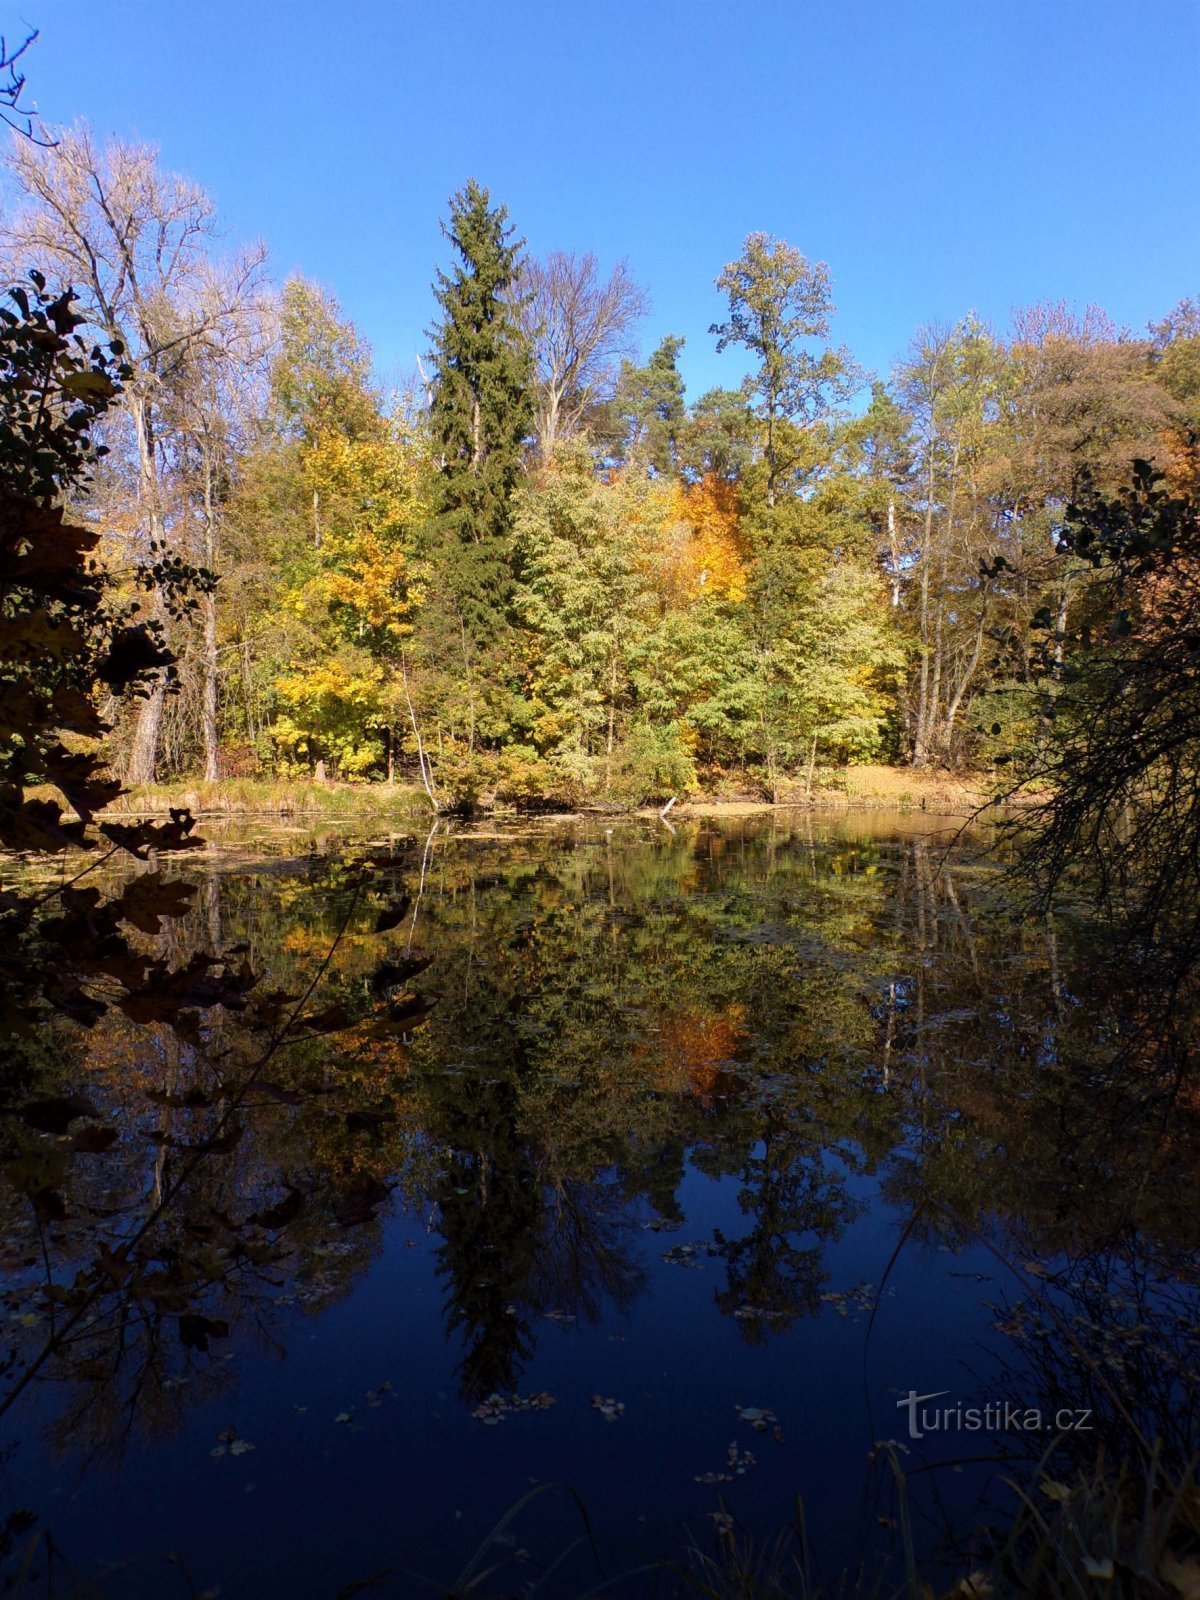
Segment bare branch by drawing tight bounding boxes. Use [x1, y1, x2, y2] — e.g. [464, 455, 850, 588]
[0, 30, 54, 146]
[516, 250, 649, 457]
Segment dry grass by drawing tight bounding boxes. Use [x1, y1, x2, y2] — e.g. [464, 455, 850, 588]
[682, 766, 1000, 817]
[815, 764, 996, 812]
[97, 778, 428, 822]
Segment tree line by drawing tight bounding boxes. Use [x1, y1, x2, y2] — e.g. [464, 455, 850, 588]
[2, 128, 1197, 809]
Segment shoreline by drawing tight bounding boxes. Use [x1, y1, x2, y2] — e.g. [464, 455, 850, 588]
[92, 765, 1005, 825]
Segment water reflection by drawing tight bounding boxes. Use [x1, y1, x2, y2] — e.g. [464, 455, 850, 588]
[1, 813, 1198, 1590]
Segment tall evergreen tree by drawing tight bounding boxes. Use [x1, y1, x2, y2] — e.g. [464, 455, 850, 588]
[427, 180, 533, 642]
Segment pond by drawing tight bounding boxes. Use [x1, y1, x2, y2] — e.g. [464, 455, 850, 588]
[1, 811, 1197, 1597]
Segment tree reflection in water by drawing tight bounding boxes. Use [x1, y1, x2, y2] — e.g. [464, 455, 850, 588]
[1, 814, 1198, 1583]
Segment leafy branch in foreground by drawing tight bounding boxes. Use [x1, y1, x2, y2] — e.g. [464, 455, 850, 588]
[0, 272, 221, 1040]
[1011, 451, 1200, 966]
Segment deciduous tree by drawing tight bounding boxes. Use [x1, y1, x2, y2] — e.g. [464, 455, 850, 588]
[518, 251, 648, 457]
[710, 232, 859, 505]
[1, 125, 267, 781]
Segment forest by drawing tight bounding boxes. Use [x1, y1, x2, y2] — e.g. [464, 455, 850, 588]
[3, 126, 1198, 812]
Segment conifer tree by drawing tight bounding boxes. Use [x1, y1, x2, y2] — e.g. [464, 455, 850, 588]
[427, 180, 532, 642]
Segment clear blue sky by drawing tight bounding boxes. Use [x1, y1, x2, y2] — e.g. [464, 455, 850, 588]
[9, 0, 1200, 399]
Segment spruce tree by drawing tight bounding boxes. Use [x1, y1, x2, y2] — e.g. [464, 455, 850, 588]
[428, 180, 532, 643]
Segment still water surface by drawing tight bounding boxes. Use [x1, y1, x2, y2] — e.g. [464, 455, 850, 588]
[1, 811, 1197, 1596]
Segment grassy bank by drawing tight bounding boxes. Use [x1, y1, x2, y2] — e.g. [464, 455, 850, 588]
[100, 778, 431, 823]
[706, 763, 996, 814]
[97, 765, 998, 824]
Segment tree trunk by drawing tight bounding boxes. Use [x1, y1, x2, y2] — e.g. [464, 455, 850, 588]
[765, 393, 777, 509]
[927, 555, 947, 758]
[943, 599, 989, 756]
[202, 598, 218, 782]
[201, 449, 219, 784]
[913, 500, 934, 766]
[543, 389, 560, 460]
[126, 392, 168, 785]
[128, 681, 166, 786]
[605, 653, 617, 794]
[402, 650, 437, 811]
[241, 640, 257, 746]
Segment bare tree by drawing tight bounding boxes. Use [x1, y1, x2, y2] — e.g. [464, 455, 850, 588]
[517, 251, 648, 458]
[166, 273, 274, 780]
[0, 125, 268, 782]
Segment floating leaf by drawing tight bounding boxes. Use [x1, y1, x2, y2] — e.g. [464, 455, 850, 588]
[590, 1394, 625, 1421]
[470, 1391, 555, 1424]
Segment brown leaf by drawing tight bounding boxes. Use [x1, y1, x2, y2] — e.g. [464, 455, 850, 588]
[19, 1094, 101, 1134]
[248, 1187, 305, 1230]
[178, 1313, 230, 1352]
[373, 894, 412, 933]
[114, 871, 195, 935]
[70, 1124, 118, 1153]
[0, 796, 88, 853]
[145, 1086, 214, 1109]
[95, 1244, 131, 1285]
[253, 1081, 302, 1106]
[369, 955, 431, 993]
[292, 1003, 351, 1036]
[31, 1188, 66, 1222]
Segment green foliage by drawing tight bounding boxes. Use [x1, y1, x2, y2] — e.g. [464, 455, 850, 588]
[785, 560, 907, 764]
[601, 333, 688, 472]
[427, 179, 533, 640]
[512, 444, 651, 787]
[632, 600, 759, 763]
[272, 276, 379, 444]
[227, 280, 428, 781]
[710, 232, 860, 499]
[612, 719, 697, 803]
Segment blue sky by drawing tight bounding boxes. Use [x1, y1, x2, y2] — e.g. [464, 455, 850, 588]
[9, 0, 1200, 400]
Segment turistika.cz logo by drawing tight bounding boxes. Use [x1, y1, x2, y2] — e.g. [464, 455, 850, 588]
[897, 1390, 1094, 1441]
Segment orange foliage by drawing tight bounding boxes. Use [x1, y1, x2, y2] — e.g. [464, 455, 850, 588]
[645, 1006, 748, 1104]
[681, 474, 747, 602]
[1164, 428, 1200, 498]
[631, 473, 747, 608]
